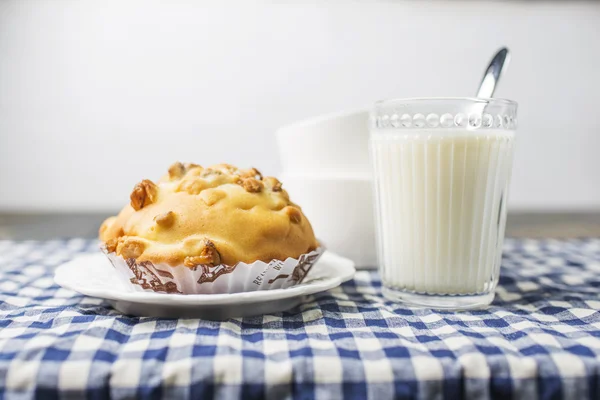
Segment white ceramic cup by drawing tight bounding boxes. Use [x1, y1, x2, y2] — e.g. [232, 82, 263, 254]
[277, 109, 375, 268]
[276, 109, 370, 178]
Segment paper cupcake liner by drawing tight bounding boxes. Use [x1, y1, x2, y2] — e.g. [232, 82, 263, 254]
[102, 247, 324, 295]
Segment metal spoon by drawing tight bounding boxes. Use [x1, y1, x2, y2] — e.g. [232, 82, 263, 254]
[476, 47, 510, 98]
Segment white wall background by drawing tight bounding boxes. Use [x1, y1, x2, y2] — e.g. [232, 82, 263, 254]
[0, 0, 599, 212]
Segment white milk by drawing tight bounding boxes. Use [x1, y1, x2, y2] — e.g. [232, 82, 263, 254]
[371, 129, 515, 295]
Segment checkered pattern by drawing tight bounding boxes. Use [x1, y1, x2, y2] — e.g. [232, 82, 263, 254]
[1, 239, 600, 399]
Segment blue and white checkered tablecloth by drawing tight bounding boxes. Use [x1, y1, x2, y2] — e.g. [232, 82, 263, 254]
[1, 239, 600, 399]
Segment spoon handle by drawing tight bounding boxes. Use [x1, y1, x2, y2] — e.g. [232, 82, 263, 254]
[477, 47, 510, 98]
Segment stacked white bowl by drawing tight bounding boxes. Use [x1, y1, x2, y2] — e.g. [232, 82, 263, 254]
[276, 110, 376, 269]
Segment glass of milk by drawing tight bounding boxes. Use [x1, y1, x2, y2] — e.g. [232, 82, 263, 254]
[370, 98, 517, 309]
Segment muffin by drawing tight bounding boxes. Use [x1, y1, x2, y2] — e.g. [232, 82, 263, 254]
[99, 162, 323, 294]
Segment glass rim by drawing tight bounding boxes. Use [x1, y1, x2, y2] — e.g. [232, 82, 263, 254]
[375, 97, 517, 107]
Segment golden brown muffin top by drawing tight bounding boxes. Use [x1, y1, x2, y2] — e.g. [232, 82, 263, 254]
[99, 163, 318, 267]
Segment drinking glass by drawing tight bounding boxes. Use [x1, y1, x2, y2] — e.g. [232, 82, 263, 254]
[370, 98, 518, 309]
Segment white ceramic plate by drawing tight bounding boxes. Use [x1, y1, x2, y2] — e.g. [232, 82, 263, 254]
[54, 251, 356, 320]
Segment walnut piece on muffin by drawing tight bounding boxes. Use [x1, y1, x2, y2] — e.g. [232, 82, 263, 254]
[99, 163, 318, 268]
